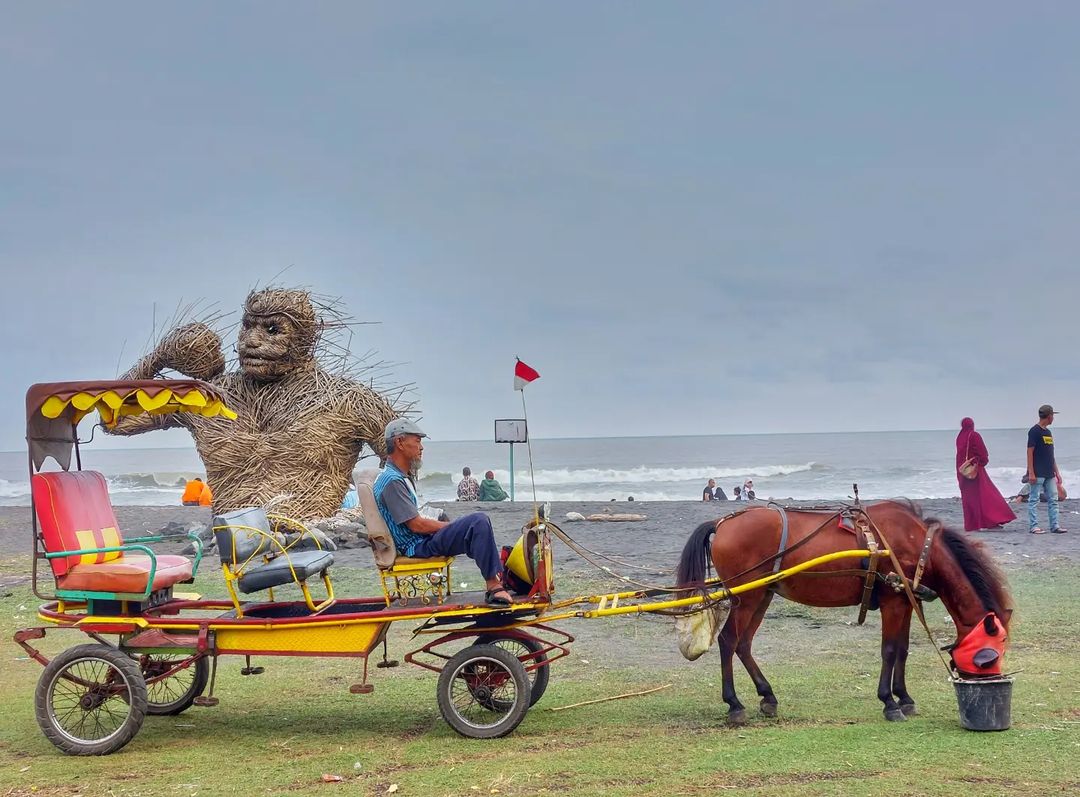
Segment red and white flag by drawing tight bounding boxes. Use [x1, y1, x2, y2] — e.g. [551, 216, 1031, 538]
[514, 359, 540, 391]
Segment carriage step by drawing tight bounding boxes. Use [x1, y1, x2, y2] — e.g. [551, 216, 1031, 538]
[349, 683, 375, 694]
[241, 666, 266, 676]
[193, 696, 220, 707]
[376, 659, 399, 668]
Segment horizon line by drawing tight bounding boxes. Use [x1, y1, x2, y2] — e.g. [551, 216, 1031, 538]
[2, 424, 1075, 453]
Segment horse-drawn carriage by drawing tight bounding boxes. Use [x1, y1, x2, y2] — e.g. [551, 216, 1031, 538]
[14, 380, 1012, 755]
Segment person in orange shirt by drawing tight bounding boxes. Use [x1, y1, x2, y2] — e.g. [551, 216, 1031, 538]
[182, 478, 212, 506]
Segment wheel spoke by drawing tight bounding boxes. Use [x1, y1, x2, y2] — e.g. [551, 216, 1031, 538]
[49, 657, 132, 743]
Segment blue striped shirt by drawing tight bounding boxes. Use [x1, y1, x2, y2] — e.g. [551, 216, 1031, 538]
[373, 463, 426, 557]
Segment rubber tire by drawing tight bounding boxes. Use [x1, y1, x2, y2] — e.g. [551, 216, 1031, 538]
[135, 654, 209, 716]
[35, 644, 148, 756]
[475, 634, 549, 707]
[436, 644, 531, 739]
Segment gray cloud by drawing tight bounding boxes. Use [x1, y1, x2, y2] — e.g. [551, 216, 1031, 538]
[2, 2, 1077, 448]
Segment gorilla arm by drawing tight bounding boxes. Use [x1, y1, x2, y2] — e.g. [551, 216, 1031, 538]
[107, 322, 226, 437]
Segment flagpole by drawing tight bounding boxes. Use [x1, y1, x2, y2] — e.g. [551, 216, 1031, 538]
[519, 389, 539, 523]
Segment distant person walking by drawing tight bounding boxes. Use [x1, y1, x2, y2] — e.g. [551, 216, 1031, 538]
[479, 471, 509, 502]
[954, 418, 1015, 531]
[1027, 405, 1066, 534]
[457, 467, 480, 501]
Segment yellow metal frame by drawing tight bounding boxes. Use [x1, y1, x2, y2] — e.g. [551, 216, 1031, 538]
[214, 520, 336, 619]
[32, 549, 887, 659]
[379, 558, 453, 606]
[537, 548, 889, 621]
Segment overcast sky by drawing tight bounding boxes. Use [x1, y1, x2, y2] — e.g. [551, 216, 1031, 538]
[2, 2, 1077, 449]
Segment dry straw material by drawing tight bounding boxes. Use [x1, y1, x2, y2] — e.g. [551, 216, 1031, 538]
[109, 287, 411, 519]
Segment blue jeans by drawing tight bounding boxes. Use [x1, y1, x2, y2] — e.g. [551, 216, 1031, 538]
[412, 512, 502, 580]
[1027, 477, 1059, 531]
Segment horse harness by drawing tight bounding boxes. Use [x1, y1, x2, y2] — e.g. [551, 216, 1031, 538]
[742, 503, 940, 626]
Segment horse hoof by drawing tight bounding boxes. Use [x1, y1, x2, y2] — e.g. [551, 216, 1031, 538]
[727, 709, 747, 726]
[760, 701, 778, 718]
[900, 703, 918, 717]
[884, 708, 908, 722]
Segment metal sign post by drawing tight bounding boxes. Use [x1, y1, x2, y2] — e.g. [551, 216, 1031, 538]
[494, 419, 527, 502]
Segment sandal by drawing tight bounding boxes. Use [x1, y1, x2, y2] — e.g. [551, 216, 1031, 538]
[485, 589, 513, 607]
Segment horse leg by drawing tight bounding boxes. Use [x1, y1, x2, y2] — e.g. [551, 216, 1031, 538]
[889, 606, 917, 716]
[717, 609, 747, 725]
[878, 599, 910, 722]
[734, 591, 779, 717]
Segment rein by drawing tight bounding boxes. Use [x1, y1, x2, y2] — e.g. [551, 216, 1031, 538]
[862, 515, 953, 674]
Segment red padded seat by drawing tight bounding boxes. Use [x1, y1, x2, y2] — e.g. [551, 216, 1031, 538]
[32, 470, 193, 595]
[57, 554, 193, 593]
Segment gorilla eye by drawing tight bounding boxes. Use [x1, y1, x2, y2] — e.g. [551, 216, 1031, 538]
[267, 324, 280, 334]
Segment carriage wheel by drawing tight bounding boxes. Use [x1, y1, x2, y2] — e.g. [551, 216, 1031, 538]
[133, 653, 209, 716]
[436, 644, 531, 739]
[35, 644, 147, 756]
[475, 634, 549, 707]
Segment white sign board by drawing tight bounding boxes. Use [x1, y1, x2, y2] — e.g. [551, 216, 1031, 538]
[495, 419, 528, 444]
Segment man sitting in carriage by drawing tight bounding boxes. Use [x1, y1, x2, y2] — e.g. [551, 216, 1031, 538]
[374, 419, 514, 606]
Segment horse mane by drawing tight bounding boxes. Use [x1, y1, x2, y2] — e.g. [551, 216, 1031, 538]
[934, 522, 1013, 623]
[879, 500, 1012, 625]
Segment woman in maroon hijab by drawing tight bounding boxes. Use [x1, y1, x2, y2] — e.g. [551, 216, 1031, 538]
[956, 418, 1015, 531]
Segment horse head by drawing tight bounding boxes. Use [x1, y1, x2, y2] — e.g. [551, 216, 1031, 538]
[925, 524, 1013, 677]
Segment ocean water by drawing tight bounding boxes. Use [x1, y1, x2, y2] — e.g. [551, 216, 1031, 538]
[3, 428, 1078, 506]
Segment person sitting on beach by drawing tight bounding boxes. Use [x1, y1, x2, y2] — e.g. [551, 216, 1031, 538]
[743, 479, 756, 501]
[457, 467, 481, 501]
[479, 471, 509, 502]
[374, 420, 513, 606]
[1012, 474, 1068, 504]
[702, 479, 717, 502]
[713, 483, 728, 501]
[733, 485, 742, 501]
[181, 478, 213, 507]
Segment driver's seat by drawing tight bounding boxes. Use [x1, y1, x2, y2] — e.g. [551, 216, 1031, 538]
[355, 469, 452, 605]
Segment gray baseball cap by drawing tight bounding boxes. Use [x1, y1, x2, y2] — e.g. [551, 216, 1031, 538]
[1038, 404, 1058, 418]
[384, 418, 428, 447]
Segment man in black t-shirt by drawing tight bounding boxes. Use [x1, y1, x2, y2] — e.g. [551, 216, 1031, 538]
[703, 479, 717, 502]
[1026, 404, 1065, 534]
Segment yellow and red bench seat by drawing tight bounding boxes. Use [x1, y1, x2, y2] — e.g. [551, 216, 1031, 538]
[32, 470, 193, 596]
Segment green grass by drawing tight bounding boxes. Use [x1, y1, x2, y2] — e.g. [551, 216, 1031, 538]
[1, 554, 1077, 797]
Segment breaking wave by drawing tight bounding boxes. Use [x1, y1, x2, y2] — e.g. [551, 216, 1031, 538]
[511, 463, 820, 486]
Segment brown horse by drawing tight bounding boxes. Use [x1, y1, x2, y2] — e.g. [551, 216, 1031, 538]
[675, 500, 1012, 723]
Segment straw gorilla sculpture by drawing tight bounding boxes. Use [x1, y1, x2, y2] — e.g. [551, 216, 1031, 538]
[108, 288, 402, 519]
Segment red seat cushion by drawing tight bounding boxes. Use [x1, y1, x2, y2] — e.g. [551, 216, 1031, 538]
[33, 471, 124, 577]
[57, 554, 193, 594]
[33, 470, 194, 594]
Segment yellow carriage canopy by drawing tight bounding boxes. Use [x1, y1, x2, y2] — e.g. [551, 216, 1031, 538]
[26, 380, 237, 471]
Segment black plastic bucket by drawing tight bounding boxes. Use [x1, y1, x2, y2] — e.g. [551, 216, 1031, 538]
[951, 676, 1013, 731]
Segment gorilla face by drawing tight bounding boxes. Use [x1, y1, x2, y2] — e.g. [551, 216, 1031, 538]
[238, 312, 310, 381]
[238, 288, 318, 382]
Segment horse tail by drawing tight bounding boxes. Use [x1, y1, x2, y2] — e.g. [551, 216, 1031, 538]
[676, 520, 717, 587]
